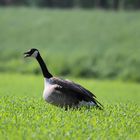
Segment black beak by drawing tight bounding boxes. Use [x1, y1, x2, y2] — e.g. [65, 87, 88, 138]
[24, 51, 31, 58]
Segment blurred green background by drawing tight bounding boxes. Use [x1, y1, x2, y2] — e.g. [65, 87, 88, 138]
[0, 5, 140, 82]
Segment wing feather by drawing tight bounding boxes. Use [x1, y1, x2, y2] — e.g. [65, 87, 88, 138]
[50, 77, 93, 97]
[49, 77, 103, 108]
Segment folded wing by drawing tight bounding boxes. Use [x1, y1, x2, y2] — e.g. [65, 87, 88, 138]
[49, 77, 103, 109]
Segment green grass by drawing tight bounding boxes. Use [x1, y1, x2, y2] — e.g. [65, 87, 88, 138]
[0, 73, 140, 139]
[0, 8, 140, 139]
[0, 8, 140, 81]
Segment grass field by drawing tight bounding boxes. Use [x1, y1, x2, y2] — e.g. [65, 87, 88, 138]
[0, 7, 140, 139]
[0, 73, 139, 139]
[0, 8, 140, 81]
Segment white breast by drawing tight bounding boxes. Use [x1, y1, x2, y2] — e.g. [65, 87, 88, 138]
[43, 78, 53, 100]
[43, 78, 59, 102]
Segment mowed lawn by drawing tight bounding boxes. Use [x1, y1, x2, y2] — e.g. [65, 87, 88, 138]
[0, 73, 139, 140]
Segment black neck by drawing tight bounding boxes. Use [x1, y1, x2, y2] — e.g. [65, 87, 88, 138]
[36, 54, 53, 78]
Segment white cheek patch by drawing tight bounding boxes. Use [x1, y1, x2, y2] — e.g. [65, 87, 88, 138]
[31, 50, 38, 58]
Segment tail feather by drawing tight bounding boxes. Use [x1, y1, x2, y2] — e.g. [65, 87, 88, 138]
[93, 98, 104, 110]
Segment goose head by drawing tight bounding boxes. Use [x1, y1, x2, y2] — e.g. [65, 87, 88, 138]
[24, 48, 39, 58]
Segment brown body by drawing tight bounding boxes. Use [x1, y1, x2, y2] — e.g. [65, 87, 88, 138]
[43, 77, 103, 109]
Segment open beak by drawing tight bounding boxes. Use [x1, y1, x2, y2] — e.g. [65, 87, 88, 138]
[24, 51, 31, 58]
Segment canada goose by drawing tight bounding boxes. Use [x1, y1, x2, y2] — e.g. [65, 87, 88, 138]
[24, 48, 103, 109]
